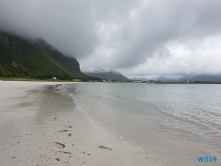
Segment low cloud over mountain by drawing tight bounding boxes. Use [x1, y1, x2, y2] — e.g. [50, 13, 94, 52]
[1, 0, 221, 77]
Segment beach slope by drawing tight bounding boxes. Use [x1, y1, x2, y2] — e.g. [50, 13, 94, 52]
[0, 81, 160, 166]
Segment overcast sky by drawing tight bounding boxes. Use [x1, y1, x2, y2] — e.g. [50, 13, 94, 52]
[0, 0, 221, 78]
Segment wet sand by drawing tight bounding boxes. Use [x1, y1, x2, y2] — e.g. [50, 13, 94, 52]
[0, 81, 161, 166]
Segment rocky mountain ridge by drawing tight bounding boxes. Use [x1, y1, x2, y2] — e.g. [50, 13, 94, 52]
[84, 70, 130, 81]
[0, 30, 89, 80]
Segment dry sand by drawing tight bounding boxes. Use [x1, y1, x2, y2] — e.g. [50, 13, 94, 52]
[0, 81, 162, 166]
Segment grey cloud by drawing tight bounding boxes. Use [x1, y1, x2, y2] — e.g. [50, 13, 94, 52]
[0, 0, 138, 57]
[105, 0, 221, 69]
[0, 0, 221, 76]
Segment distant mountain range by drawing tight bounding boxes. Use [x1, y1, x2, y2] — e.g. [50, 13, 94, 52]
[156, 75, 221, 82]
[0, 30, 91, 80]
[84, 71, 130, 81]
[177, 76, 193, 81]
[179, 75, 221, 82]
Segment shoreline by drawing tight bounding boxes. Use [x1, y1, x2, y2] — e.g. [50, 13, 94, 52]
[0, 81, 161, 166]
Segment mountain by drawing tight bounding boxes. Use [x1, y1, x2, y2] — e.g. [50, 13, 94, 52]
[156, 76, 170, 81]
[154, 76, 178, 82]
[0, 30, 89, 80]
[178, 76, 193, 81]
[189, 75, 221, 82]
[178, 75, 221, 82]
[84, 71, 130, 81]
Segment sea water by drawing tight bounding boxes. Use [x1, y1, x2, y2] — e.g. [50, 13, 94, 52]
[58, 83, 221, 166]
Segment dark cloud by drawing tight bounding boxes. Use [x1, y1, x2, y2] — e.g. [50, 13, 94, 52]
[0, 0, 101, 57]
[103, 0, 221, 69]
[0, 0, 221, 77]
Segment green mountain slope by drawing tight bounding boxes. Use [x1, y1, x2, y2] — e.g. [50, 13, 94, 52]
[84, 71, 130, 81]
[0, 31, 88, 80]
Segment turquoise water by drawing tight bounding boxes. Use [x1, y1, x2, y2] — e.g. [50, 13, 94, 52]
[59, 83, 221, 166]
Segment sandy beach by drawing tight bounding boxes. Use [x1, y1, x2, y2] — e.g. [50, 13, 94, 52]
[0, 81, 161, 166]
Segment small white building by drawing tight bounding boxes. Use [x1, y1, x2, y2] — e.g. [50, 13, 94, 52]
[52, 77, 56, 80]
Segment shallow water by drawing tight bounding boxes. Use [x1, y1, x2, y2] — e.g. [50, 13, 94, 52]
[59, 83, 221, 166]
